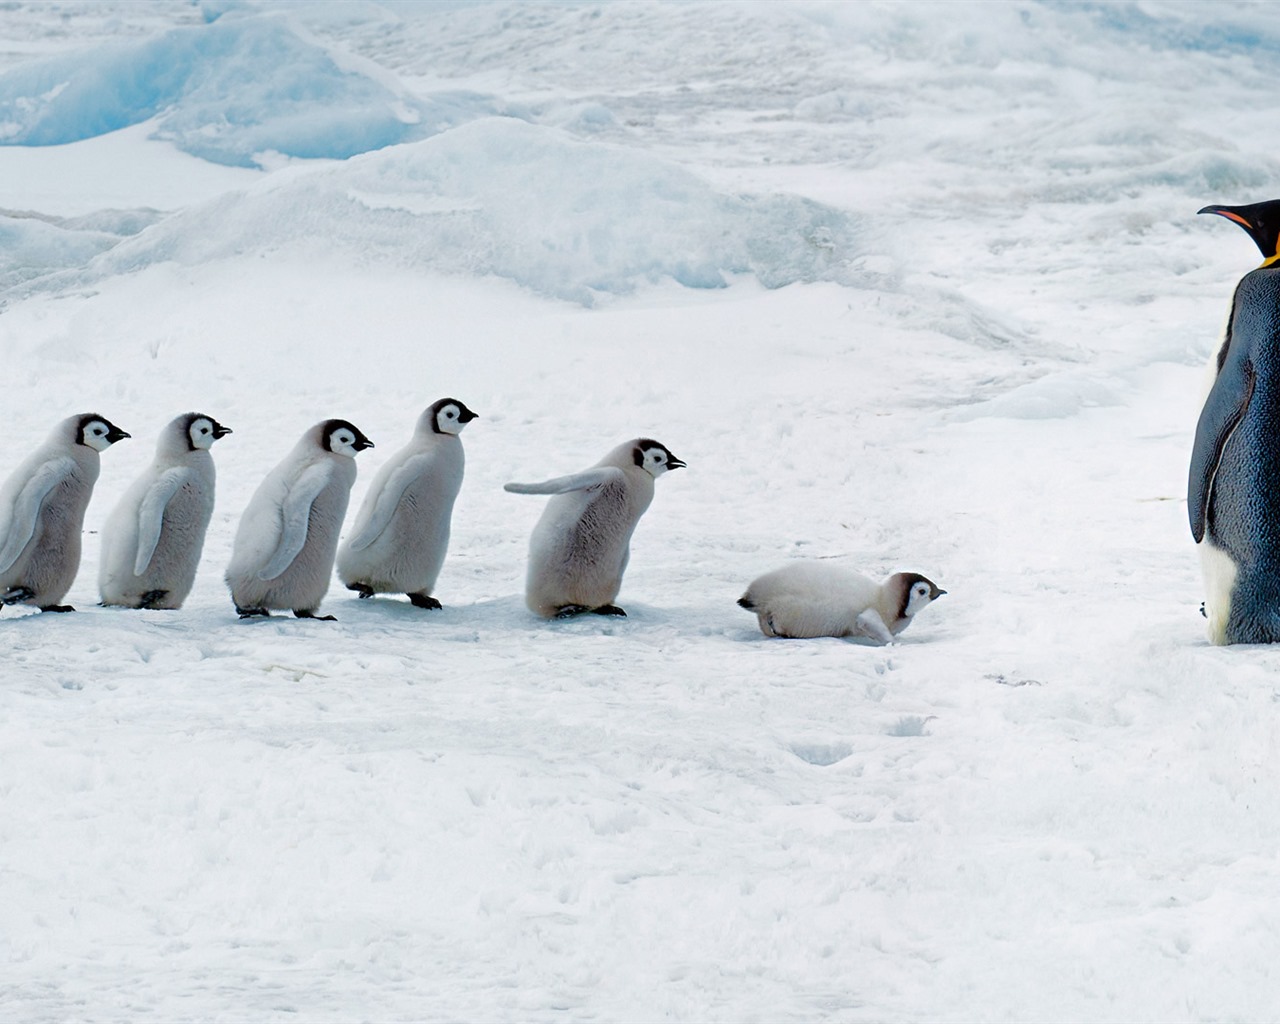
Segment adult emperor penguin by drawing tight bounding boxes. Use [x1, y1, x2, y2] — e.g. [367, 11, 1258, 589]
[1190, 198, 1280, 644]
[505, 437, 685, 618]
[737, 562, 945, 643]
[98, 412, 231, 610]
[0, 413, 130, 612]
[225, 418, 373, 620]
[337, 397, 478, 609]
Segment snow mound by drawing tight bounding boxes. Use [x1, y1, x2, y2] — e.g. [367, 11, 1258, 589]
[0, 209, 163, 291]
[31, 118, 861, 305]
[0, 12, 506, 167]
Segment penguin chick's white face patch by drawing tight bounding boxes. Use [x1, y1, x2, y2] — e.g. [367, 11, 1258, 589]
[635, 442, 686, 478]
[188, 417, 218, 450]
[905, 580, 936, 617]
[436, 404, 466, 435]
[328, 427, 362, 457]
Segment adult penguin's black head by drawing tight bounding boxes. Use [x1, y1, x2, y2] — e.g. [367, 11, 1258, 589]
[1199, 199, 1280, 264]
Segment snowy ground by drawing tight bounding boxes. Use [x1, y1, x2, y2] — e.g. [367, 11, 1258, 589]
[3, 2, 1280, 1020]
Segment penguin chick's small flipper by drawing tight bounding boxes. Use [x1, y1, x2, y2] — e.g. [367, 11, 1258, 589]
[257, 463, 334, 581]
[345, 454, 432, 552]
[1, 585, 35, 605]
[591, 604, 627, 617]
[408, 593, 442, 610]
[294, 610, 337, 621]
[1189, 356, 1257, 543]
[504, 467, 624, 496]
[0, 456, 76, 574]
[133, 467, 189, 576]
[855, 608, 896, 645]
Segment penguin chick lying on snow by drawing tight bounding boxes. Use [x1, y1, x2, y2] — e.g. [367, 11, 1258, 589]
[738, 562, 945, 643]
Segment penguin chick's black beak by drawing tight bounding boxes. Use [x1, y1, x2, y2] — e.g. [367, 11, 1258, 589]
[935, 589, 947, 598]
[106, 425, 131, 443]
[667, 455, 687, 470]
[212, 424, 233, 439]
[459, 409, 479, 423]
[354, 438, 375, 452]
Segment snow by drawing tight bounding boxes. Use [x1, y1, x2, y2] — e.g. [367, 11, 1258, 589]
[2, 0, 1280, 1019]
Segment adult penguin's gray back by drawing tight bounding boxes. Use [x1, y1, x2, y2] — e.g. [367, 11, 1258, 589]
[505, 438, 685, 619]
[0, 413, 130, 612]
[337, 398, 477, 609]
[1190, 198, 1280, 644]
[99, 412, 231, 610]
[226, 419, 373, 620]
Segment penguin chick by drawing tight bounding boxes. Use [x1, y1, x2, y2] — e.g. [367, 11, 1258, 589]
[337, 398, 477, 609]
[505, 438, 685, 619]
[737, 562, 945, 643]
[1191, 198, 1280, 643]
[0, 413, 130, 612]
[98, 413, 231, 610]
[225, 419, 373, 621]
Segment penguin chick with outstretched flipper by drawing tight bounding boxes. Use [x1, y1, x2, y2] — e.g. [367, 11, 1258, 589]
[0, 413, 130, 612]
[226, 419, 373, 621]
[337, 398, 476, 610]
[99, 413, 231, 610]
[738, 562, 945, 643]
[505, 438, 685, 619]
[1191, 199, 1280, 644]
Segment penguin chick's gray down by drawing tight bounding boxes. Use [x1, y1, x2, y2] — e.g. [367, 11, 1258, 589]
[99, 412, 231, 610]
[738, 562, 945, 643]
[225, 419, 373, 620]
[0, 413, 130, 612]
[337, 398, 477, 609]
[1190, 198, 1280, 644]
[505, 438, 685, 619]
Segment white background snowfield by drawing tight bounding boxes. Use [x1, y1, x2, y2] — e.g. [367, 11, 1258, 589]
[2, 1, 1279, 1019]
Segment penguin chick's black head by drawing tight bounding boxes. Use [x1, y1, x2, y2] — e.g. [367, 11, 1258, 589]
[430, 397, 479, 433]
[182, 412, 232, 450]
[1199, 199, 1280, 262]
[322, 419, 374, 453]
[77, 414, 130, 447]
[633, 439, 686, 471]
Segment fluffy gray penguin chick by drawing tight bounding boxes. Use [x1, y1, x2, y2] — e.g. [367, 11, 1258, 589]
[505, 437, 685, 619]
[0, 413, 130, 613]
[738, 562, 945, 643]
[337, 398, 477, 609]
[99, 412, 231, 610]
[226, 418, 373, 621]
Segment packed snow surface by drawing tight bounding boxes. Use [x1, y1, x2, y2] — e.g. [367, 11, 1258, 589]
[3, 1, 1280, 1020]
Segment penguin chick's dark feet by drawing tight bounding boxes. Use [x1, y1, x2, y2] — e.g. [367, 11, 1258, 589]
[591, 604, 627, 617]
[236, 606, 270, 619]
[408, 593, 442, 610]
[554, 604, 590, 619]
[138, 589, 169, 609]
[40, 604, 75, 613]
[347, 583, 375, 599]
[1, 586, 35, 605]
[294, 610, 337, 622]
